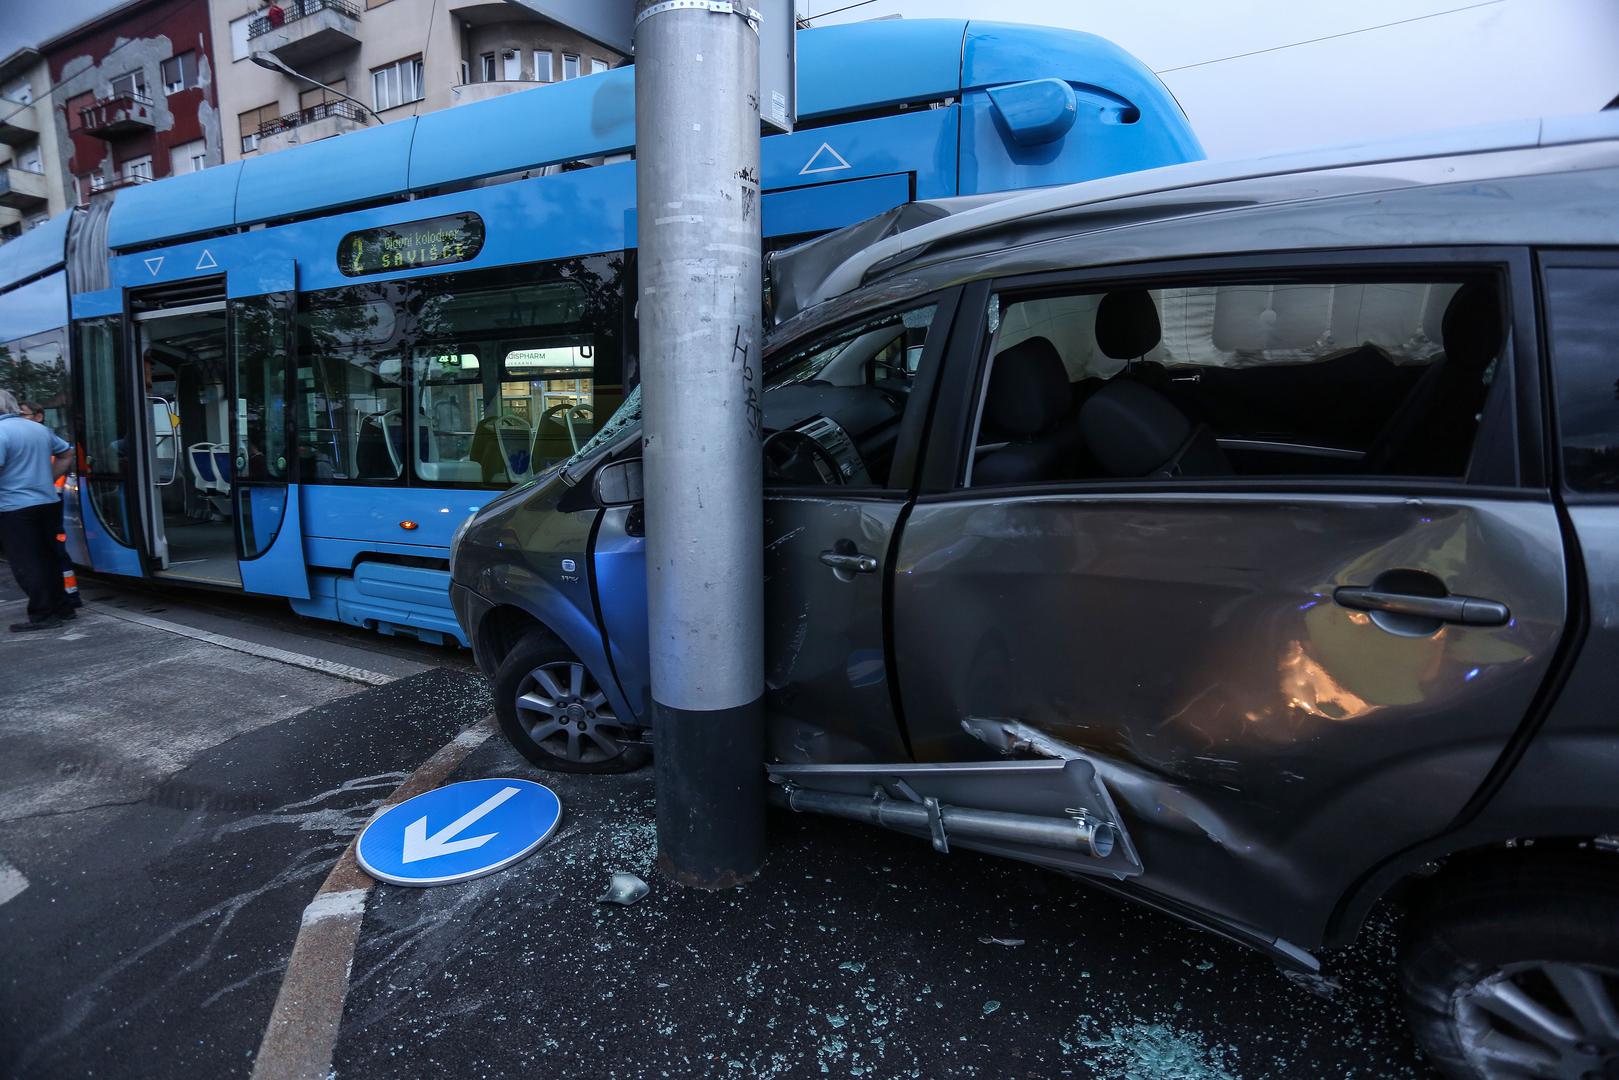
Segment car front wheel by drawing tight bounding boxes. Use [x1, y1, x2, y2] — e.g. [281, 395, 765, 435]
[494, 630, 650, 774]
[1400, 855, 1619, 1079]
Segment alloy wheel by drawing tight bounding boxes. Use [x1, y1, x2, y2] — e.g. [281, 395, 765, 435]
[1453, 961, 1619, 1079]
[514, 660, 631, 764]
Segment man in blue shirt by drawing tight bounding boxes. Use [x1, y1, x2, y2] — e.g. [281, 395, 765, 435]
[0, 388, 75, 631]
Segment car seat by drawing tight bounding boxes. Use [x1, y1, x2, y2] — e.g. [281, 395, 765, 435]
[971, 336, 1086, 485]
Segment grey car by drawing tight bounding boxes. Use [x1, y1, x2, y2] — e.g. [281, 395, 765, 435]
[452, 114, 1619, 1078]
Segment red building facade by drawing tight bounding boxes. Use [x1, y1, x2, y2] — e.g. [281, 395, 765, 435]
[44, 0, 223, 207]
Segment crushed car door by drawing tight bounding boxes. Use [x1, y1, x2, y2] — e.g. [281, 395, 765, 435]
[890, 251, 1569, 950]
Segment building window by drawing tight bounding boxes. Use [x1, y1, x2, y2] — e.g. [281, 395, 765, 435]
[17, 145, 42, 173]
[502, 50, 521, 81]
[230, 13, 257, 61]
[110, 70, 148, 101]
[1, 76, 31, 104]
[300, 78, 348, 112]
[480, 53, 496, 82]
[372, 56, 424, 110]
[161, 51, 196, 94]
[562, 53, 579, 80]
[458, 60, 469, 86]
[169, 139, 207, 174]
[590, 58, 609, 75]
[239, 102, 279, 152]
[121, 155, 154, 183]
[533, 50, 552, 82]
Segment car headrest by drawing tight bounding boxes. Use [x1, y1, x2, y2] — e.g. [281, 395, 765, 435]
[1080, 378, 1192, 477]
[1440, 281, 1503, 370]
[984, 337, 1072, 438]
[1095, 289, 1162, 360]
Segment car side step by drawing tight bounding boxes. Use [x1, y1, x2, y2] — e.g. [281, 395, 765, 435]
[767, 757, 1143, 880]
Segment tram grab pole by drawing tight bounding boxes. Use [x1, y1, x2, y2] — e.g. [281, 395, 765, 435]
[633, 0, 767, 887]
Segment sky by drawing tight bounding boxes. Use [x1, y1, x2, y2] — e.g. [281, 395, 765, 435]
[0, 0, 123, 64]
[804, 0, 1619, 159]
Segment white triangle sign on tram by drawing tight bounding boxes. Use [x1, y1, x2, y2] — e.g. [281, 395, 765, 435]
[143, 256, 164, 276]
[798, 142, 852, 176]
[195, 249, 218, 271]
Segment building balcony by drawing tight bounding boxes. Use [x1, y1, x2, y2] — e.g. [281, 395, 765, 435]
[249, 0, 361, 67]
[0, 99, 39, 146]
[76, 93, 156, 139]
[255, 98, 369, 153]
[0, 166, 49, 210]
[451, 79, 549, 107]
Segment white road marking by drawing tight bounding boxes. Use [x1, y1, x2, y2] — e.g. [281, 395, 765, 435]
[97, 607, 398, 686]
[301, 888, 368, 925]
[0, 857, 29, 906]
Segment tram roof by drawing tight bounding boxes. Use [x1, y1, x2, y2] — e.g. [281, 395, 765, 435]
[100, 19, 1179, 253]
[0, 211, 68, 295]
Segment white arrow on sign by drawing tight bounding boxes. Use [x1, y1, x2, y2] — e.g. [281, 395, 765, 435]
[401, 784, 519, 863]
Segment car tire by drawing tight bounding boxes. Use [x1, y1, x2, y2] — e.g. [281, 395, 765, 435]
[494, 630, 650, 775]
[1399, 853, 1619, 1079]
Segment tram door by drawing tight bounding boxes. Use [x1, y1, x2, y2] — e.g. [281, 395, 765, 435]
[130, 282, 238, 586]
[229, 283, 310, 600]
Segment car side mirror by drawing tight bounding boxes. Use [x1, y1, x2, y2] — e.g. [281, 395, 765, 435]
[594, 458, 644, 505]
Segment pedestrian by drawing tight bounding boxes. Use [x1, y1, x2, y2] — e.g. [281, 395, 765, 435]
[0, 389, 76, 631]
[20, 401, 82, 610]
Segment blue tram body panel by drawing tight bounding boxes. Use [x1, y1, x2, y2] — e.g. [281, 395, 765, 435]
[3, 18, 1201, 644]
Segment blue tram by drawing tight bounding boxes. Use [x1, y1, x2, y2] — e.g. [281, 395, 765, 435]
[0, 19, 1201, 644]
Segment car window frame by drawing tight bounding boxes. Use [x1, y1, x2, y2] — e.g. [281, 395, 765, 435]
[760, 284, 961, 498]
[1536, 247, 1619, 505]
[917, 247, 1545, 499]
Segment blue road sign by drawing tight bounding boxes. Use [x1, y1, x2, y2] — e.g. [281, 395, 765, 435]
[357, 778, 562, 887]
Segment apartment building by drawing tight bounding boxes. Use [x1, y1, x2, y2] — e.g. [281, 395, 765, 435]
[0, 49, 68, 242]
[43, 0, 225, 209]
[211, 0, 625, 161]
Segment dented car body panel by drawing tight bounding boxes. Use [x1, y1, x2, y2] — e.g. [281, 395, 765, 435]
[892, 491, 1568, 945]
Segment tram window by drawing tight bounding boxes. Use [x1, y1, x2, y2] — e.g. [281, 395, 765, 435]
[75, 318, 133, 543]
[408, 265, 624, 487]
[297, 256, 628, 488]
[298, 298, 406, 482]
[0, 336, 69, 439]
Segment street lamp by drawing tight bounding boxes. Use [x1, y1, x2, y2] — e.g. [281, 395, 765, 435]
[248, 51, 373, 120]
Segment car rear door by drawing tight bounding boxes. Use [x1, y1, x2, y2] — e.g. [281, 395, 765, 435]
[890, 249, 1569, 949]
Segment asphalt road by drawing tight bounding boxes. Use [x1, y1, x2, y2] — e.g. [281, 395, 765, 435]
[0, 569, 1438, 1078]
[337, 736, 1433, 1080]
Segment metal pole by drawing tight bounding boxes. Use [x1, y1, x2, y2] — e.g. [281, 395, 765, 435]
[633, 0, 766, 888]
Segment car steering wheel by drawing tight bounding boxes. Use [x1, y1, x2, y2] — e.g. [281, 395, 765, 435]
[763, 428, 847, 486]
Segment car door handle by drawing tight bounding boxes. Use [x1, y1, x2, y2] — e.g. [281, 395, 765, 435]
[819, 550, 878, 574]
[1333, 587, 1509, 627]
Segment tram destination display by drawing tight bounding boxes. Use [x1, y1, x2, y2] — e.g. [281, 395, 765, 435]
[339, 212, 486, 277]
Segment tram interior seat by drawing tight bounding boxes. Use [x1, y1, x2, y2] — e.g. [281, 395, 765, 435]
[415, 402, 485, 483]
[355, 410, 404, 480]
[185, 442, 233, 520]
[470, 414, 534, 484]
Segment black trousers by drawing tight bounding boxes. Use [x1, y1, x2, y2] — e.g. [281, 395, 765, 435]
[0, 501, 70, 622]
